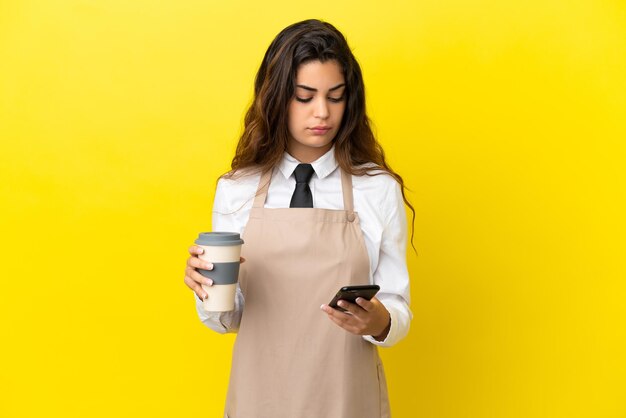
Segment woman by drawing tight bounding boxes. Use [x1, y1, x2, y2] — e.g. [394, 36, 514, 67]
[184, 19, 413, 418]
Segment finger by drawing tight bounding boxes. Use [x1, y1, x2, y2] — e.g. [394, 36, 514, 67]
[188, 245, 204, 256]
[355, 297, 375, 312]
[337, 300, 366, 317]
[321, 303, 345, 317]
[321, 304, 356, 324]
[187, 256, 214, 271]
[184, 275, 208, 300]
[322, 306, 353, 327]
[186, 266, 213, 286]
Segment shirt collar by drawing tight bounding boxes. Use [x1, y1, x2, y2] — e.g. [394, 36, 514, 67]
[278, 146, 339, 180]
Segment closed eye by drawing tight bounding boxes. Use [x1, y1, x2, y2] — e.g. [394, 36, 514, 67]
[295, 96, 345, 103]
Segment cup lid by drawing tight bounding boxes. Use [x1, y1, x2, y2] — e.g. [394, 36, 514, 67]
[195, 232, 244, 246]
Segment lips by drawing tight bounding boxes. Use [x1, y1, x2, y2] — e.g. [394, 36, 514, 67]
[310, 126, 331, 134]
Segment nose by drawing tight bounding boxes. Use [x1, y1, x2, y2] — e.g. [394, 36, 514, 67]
[313, 97, 329, 120]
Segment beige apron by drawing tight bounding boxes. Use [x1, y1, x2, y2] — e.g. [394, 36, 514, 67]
[224, 168, 390, 418]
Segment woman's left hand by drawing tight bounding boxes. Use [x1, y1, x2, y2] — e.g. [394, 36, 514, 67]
[321, 297, 391, 341]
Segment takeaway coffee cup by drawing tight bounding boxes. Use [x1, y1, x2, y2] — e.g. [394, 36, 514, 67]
[195, 232, 244, 312]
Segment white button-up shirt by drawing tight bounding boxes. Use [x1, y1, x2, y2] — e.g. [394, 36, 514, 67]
[195, 146, 412, 347]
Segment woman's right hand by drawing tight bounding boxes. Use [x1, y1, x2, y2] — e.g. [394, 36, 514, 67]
[184, 245, 214, 301]
[184, 245, 246, 301]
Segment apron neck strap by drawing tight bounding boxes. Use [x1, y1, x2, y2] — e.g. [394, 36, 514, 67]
[340, 169, 355, 215]
[252, 166, 356, 219]
[253, 168, 273, 208]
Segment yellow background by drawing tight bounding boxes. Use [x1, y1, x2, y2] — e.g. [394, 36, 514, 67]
[1, 0, 625, 417]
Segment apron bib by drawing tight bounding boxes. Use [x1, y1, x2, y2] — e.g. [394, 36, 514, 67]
[225, 168, 390, 418]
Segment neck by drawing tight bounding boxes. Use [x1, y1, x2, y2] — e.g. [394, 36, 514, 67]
[286, 141, 333, 163]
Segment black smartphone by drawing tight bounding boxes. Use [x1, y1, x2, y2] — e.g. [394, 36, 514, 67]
[328, 285, 380, 312]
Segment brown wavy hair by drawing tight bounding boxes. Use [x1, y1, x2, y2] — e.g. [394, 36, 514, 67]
[224, 19, 415, 248]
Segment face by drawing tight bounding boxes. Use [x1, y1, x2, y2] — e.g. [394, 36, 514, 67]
[287, 59, 346, 163]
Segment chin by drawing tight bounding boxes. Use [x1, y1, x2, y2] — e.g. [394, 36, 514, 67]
[311, 133, 337, 145]
[311, 139, 333, 148]
[288, 130, 337, 155]
[297, 137, 332, 148]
